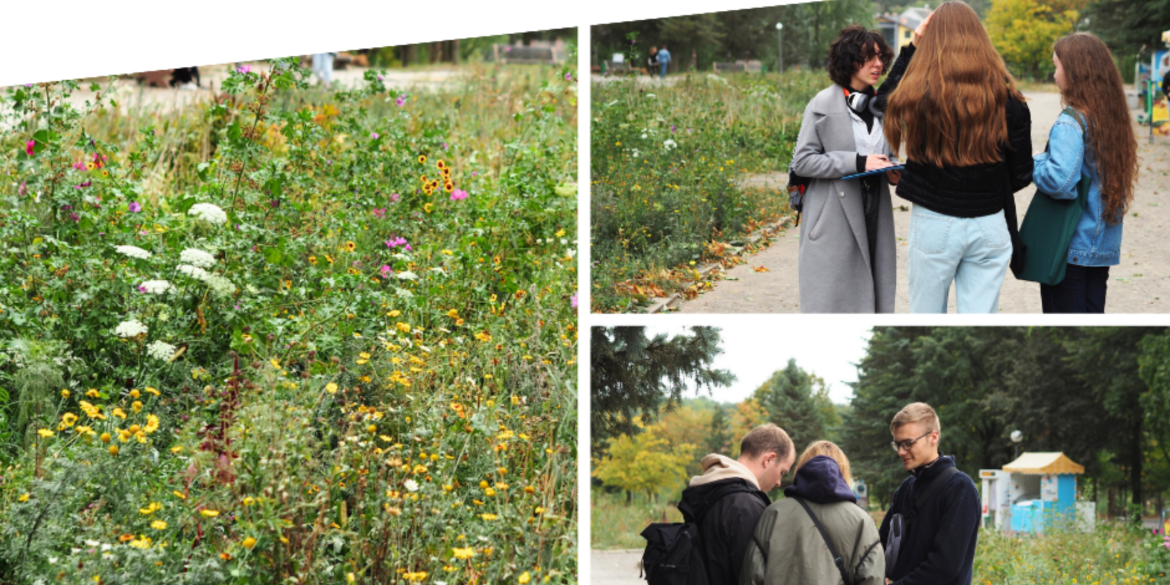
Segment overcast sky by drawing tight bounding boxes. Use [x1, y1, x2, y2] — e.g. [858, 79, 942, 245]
[640, 323, 874, 405]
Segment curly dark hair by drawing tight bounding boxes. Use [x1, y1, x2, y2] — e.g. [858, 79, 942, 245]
[828, 25, 895, 88]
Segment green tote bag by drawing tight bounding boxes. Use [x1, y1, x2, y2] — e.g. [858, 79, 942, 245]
[1012, 108, 1092, 286]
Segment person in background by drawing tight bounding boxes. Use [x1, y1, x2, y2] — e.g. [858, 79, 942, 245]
[648, 46, 660, 77]
[1031, 32, 1139, 312]
[656, 45, 671, 78]
[312, 52, 336, 88]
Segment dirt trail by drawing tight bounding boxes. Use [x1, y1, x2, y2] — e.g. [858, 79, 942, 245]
[679, 91, 1170, 313]
[2, 64, 463, 122]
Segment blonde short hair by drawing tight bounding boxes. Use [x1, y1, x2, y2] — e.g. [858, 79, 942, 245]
[740, 424, 794, 461]
[890, 402, 941, 436]
[795, 440, 853, 485]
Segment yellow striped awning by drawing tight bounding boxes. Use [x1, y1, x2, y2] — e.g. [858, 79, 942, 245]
[1003, 452, 1084, 475]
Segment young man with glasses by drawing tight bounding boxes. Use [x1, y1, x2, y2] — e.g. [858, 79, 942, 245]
[878, 403, 980, 585]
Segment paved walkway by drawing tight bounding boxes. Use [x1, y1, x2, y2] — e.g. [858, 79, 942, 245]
[591, 550, 644, 585]
[679, 92, 1170, 313]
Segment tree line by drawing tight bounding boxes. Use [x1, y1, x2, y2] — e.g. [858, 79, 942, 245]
[589, 0, 1168, 81]
[592, 326, 1170, 518]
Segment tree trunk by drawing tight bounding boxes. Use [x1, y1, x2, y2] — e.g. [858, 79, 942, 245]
[452, 39, 461, 64]
[626, 490, 632, 504]
[1133, 418, 1143, 515]
[1108, 487, 1117, 518]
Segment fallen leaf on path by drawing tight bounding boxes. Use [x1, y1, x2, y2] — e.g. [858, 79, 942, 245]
[753, 266, 770, 272]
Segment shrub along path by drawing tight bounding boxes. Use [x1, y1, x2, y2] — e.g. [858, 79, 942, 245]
[678, 91, 1170, 313]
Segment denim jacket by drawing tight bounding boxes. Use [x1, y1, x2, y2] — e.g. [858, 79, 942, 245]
[1032, 110, 1122, 267]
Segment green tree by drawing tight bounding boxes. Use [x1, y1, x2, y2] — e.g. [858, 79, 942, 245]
[1082, 0, 1170, 56]
[591, 327, 735, 451]
[707, 404, 734, 457]
[986, 0, 1079, 80]
[753, 358, 827, 452]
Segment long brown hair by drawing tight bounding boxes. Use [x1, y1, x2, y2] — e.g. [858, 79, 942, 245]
[884, 1, 1024, 167]
[1054, 33, 1139, 224]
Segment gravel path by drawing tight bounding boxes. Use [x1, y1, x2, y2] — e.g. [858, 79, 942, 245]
[591, 550, 644, 585]
[679, 91, 1170, 313]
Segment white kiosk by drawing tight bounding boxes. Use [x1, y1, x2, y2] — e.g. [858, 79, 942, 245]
[987, 452, 1093, 534]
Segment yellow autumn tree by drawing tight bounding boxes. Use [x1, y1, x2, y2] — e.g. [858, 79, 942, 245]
[593, 418, 697, 501]
[986, 0, 1079, 80]
[654, 404, 715, 475]
[729, 398, 769, 458]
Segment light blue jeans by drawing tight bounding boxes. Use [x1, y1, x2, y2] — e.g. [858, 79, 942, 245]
[908, 204, 1012, 313]
[312, 53, 334, 86]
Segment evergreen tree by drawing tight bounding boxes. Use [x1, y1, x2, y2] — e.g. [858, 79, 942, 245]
[591, 327, 735, 452]
[707, 405, 734, 456]
[753, 358, 827, 453]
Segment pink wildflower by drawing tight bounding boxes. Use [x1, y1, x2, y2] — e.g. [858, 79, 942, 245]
[371, 132, 379, 140]
[372, 208, 386, 219]
[396, 94, 407, 107]
[389, 193, 400, 203]
[237, 65, 251, 74]
[380, 265, 393, 278]
[25, 140, 34, 156]
[450, 189, 469, 201]
[571, 293, 578, 309]
[128, 202, 142, 213]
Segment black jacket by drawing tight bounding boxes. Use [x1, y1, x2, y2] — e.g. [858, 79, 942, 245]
[876, 44, 1034, 218]
[878, 456, 981, 585]
[678, 478, 771, 585]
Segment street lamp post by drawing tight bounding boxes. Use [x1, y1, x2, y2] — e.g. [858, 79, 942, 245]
[776, 22, 784, 74]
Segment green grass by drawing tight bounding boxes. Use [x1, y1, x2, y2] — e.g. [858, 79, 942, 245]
[590, 70, 823, 312]
[592, 490, 684, 549]
[593, 494, 1170, 584]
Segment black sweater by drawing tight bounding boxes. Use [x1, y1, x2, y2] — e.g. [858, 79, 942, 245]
[876, 44, 1034, 218]
[678, 478, 771, 585]
[878, 456, 981, 585]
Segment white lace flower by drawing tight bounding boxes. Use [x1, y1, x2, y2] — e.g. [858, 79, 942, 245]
[139, 280, 172, 295]
[180, 248, 216, 268]
[396, 271, 418, 281]
[147, 340, 176, 361]
[404, 479, 419, 493]
[115, 245, 151, 260]
[115, 319, 148, 338]
[176, 264, 211, 281]
[663, 139, 678, 150]
[205, 274, 237, 299]
[188, 203, 227, 225]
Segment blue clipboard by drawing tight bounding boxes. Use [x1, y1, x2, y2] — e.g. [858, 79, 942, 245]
[841, 165, 904, 180]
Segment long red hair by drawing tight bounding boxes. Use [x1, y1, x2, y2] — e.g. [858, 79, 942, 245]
[1053, 33, 1138, 224]
[884, 1, 1025, 167]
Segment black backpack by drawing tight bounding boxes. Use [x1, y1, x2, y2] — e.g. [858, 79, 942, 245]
[640, 483, 757, 585]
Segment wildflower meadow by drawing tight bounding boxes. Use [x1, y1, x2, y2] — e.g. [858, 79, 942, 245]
[590, 71, 822, 312]
[0, 56, 578, 584]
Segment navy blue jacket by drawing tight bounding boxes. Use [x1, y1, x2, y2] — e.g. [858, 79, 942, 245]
[784, 455, 859, 504]
[878, 456, 981, 585]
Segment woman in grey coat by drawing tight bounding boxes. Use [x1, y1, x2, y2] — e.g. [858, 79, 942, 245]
[792, 26, 900, 313]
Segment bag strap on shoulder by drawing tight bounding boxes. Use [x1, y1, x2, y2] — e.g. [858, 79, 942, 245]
[1062, 107, 1087, 136]
[909, 466, 960, 520]
[795, 498, 852, 585]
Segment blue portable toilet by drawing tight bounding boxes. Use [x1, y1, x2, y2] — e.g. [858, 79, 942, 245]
[1002, 452, 1085, 534]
